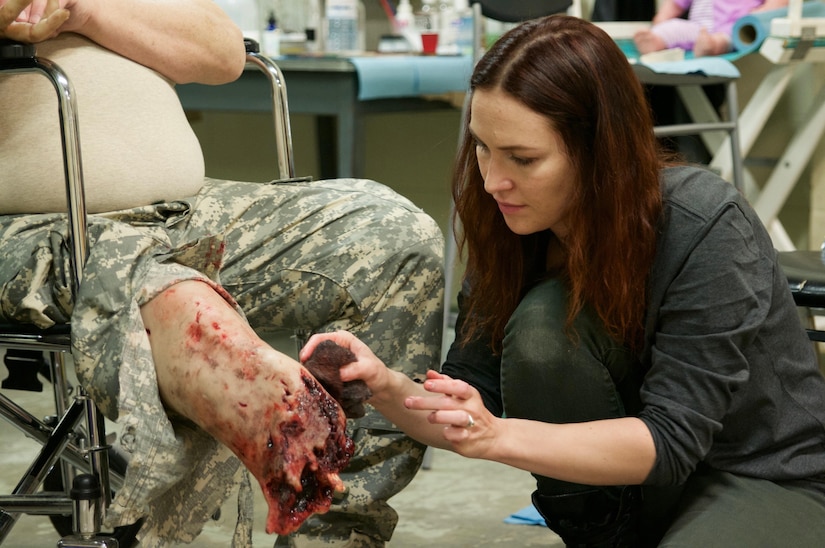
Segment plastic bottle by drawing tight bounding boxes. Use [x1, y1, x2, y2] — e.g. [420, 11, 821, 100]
[325, 0, 364, 53]
[357, 0, 366, 52]
[262, 11, 281, 57]
[452, 0, 475, 57]
[437, 1, 458, 55]
[417, 0, 440, 30]
[395, 0, 421, 52]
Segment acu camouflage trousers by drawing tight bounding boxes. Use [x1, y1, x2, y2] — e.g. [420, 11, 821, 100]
[0, 178, 444, 547]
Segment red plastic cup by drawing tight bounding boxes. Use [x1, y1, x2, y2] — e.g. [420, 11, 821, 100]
[421, 32, 439, 55]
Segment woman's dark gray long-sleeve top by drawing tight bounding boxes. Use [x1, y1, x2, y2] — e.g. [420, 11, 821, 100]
[442, 165, 825, 488]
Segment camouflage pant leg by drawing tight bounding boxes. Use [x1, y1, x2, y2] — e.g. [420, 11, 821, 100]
[1, 178, 444, 547]
[273, 430, 426, 548]
[178, 178, 444, 546]
[0, 207, 247, 547]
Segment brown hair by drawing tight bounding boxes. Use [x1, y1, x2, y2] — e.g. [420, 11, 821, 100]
[453, 15, 665, 353]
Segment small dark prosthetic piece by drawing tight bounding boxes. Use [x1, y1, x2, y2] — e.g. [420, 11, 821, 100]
[302, 340, 373, 419]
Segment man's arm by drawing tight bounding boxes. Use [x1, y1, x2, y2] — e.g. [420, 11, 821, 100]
[1, 0, 246, 84]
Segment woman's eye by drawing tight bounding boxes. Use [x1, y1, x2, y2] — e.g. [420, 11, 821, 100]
[510, 155, 535, 166]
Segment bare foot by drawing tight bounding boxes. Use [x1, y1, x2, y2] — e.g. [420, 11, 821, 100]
[634, 29, 666, 55]
[140, 280, 354, 535]
[693, 29, 731, 57]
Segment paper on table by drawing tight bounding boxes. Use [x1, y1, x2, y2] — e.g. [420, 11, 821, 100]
[348, 55, 473, 100]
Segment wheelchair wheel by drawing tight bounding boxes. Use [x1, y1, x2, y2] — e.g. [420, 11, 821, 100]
[43, 445, 143, 547]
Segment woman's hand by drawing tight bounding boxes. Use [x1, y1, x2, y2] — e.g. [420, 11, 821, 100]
[404, 369, 500, 458]
[301, 331, 395, 398]
[301, 332, 500, 453]
[0, 0, 74, 42]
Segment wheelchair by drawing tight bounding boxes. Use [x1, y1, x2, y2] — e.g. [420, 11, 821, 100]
[0, 37, 295, 547]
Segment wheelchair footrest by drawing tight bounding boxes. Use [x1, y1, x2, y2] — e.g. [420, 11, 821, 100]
[57, 535, 120, 547]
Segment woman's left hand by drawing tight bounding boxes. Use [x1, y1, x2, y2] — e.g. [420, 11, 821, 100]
[404, 370, 499, 458]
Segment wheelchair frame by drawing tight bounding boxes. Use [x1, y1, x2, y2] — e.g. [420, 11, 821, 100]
[0, 38, 294, 546]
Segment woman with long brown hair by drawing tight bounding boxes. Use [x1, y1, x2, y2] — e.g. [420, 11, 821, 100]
[303, 14, 825, 547]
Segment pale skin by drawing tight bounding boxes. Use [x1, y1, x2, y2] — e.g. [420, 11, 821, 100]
[0, 0, 245, 84]
[140, 280, 347, 528]
[633, 0, 789, 57]
[300, 88, 657, 488]
[140, 280, 312, 466]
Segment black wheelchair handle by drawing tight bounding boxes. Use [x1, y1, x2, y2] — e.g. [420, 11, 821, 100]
[0, 38, 36, 60]
[244, 37, 260, 54]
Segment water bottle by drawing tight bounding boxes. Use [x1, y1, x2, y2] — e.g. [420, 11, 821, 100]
[453, 0, 475, 57]
[325, 0, 364, 53]
[395, 0, 421, 52]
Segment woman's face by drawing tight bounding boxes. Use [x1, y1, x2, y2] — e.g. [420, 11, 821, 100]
[469, 88, 577, 239]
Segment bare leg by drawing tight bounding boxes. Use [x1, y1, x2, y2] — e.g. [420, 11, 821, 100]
[693, 29, 731, 57]
[634, 29, 667, 54]
[140, 280, 353, 535]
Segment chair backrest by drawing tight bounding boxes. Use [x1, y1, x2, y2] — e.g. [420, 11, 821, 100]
[778, 250, 825, 343]
[472, 0, 573, 23]
[468, 0, 579, 63]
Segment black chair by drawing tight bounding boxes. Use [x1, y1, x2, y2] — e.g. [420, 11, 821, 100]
[0, 38, 295, 547]
[469, 0, 574, 22]
[779, 250, 825, 344]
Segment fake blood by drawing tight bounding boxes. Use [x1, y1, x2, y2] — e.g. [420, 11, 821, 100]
[184, 313, 356, 535]
[231, 372, 354, 536]
[186, 311, 204, 342]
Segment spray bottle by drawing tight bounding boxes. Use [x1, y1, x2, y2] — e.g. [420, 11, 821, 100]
[262, 11, 281, 57]
[395, 0, 421, 52]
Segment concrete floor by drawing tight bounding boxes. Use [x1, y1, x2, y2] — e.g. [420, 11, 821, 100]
[0, 346, 563, 547]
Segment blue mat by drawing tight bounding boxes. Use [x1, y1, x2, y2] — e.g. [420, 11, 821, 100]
[617, 38, 740, 78]
[504, 504, 546, 527]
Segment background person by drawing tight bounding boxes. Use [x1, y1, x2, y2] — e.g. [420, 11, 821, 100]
[633, 0, 788, 57]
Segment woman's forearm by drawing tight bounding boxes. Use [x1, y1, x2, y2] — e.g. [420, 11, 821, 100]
[345, 339, 657, 483]
[367, 369, 463, 450]
[490, 416, 656, 486]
